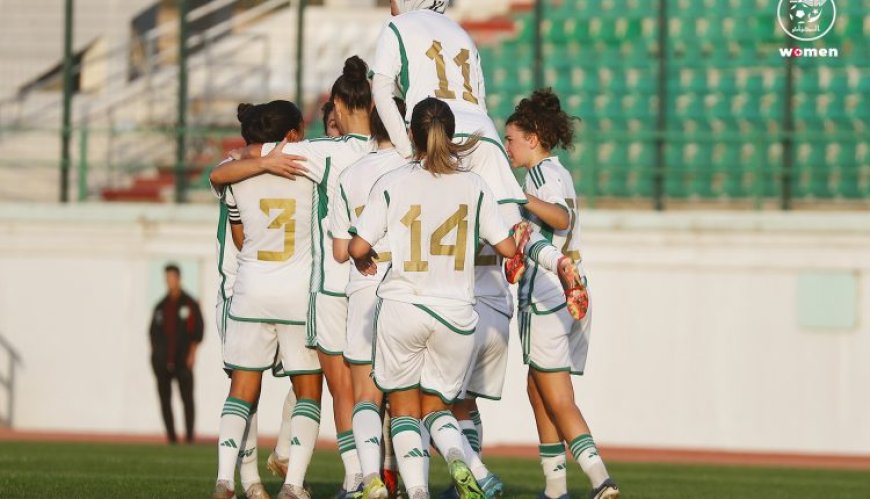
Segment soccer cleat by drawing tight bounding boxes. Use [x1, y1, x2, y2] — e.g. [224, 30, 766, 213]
[212, 480, 235, 499]
[557, 256, 589, 320]
[246, 483, 272, 499]
[504, 221, 532, 284]
[448, 459, 485, 499]
[362, 476, 389, 499]
[588, 478, 620, 499]
[537, 494, 568, 499]
[382, 469, 399, 498]
[277, 484, 311, 499]
[335, 483, 364, 499]
[267, 451, 289, 477]
[477, 473, 504, 498]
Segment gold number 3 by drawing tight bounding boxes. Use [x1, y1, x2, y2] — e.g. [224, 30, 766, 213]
[401, 204, 469, 272]
[257, 199, 296, 262]
[425, 41, 479, 105]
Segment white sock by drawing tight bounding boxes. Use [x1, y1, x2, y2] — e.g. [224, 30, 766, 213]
[420, 422, 431, 478]
[526, 234, 563, 273]
[353, 402, 384, 479]
[274, 389, 297, 460]
[337, 429, 363, 491]
[459, 422, 489, 480]
[284, 399, 321, 487]
[422, 411, 465, 463]
[459, 420, 481, 455]
[539, 443, 568, 498]
[217, 397, 252, 485]
[238, 410, 261, 491]
[469, 410, 483, 456]
[390, 416, 428, 493]
[570, 434, 610, 489]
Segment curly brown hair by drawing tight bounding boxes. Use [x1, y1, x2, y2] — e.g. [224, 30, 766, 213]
[506, 88, 575, 151]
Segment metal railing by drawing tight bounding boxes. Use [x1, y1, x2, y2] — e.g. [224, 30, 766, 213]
[0, 333, 22, 427]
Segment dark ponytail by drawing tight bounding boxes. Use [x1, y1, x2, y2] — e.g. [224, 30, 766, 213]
[330, 56, 372, 111]
[237, 100, 303, 145]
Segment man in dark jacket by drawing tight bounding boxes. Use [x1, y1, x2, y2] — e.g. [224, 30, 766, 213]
[149, 263, 204, 444]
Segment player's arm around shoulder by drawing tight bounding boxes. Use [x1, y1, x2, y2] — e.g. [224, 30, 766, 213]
[208, 139, 309, 188]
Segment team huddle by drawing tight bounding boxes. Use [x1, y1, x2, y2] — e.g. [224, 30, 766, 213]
[209, 2, 620, 499]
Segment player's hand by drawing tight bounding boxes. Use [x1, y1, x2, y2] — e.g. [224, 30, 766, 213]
[186, 350, 196, 370]
[353, 248, 379, 276]
[260, 139, 308, 180]
[557, 256, 589, 320]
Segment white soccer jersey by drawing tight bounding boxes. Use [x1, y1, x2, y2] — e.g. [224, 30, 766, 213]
[352, 163, 510, 320]
[261, 134, 375, 296]
[215, 201, 240, 334]
[518, 157, 583, 313]
[372, 9, 487, 118]
[224, 176, 313, 324]
[330, 149, 408, 297]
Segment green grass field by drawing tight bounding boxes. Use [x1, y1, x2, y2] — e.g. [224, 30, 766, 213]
[1, 441, 869, 498]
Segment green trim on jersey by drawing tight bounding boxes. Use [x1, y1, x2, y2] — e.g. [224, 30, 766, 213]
[227, 310, 305, 326]
[388, 22, 410, 98]
[339, 183, 352, 221]
[344, 356, 373, 366]
[498, 198, 529, 205]
[316, 344, 344, 357]
[314, 158, 332, 293]
[531, 301, 567, 315]
[414, 304, 475, 335]
[465, 390, 502, 401]
[473, 190, 483, 255]
[223, 362, 272, 372]
[282, 368, 324, 376]
[217, 202, 230, 303]
[421, 385, 459, 405]
[384, 190, 391, 206]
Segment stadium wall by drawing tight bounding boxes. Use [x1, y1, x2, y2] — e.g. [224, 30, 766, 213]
[0, 203, 868, 456]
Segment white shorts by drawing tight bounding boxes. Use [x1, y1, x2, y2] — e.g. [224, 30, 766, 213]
[462, 302, 511, 400]
[307, 292, 348, 356]
[224, 318, 321, 375]
[373, 300, 477, 404]
[216, 299, 229, 341]
[518, 302, 592, 375]
[345, 286, 378, 365]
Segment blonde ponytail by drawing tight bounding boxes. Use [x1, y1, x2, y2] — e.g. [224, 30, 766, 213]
[411, 97, 480, 175]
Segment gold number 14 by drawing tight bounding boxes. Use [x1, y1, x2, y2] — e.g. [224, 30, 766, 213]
[401, 204, 469, 272]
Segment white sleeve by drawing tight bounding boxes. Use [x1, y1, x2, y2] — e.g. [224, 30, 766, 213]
[209, 157, 234, 198]
[371, 21, 403, 82]
[477, 183, 511, 246]
[351, 181, 389, 248]
[497, 202, 523, 227]
[224, 187, 242, 225]
[330, 178, 353, 240]
[260, 141, 326, 184]
[534, 168, 570, 211]
[373, 73, 414, 159]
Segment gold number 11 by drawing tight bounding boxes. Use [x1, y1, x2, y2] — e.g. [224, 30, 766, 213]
[425, 41, 479, 105]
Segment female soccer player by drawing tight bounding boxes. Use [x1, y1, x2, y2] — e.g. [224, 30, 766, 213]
[211, 100, 321, 499]
[504, 89, 619, 499]
[371, 6, 583, 495]
[348, 98, 520, 499]
[330, 99, 408, 499]
[210, 56, 376, 499]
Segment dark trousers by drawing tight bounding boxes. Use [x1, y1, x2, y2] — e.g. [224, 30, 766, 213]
[153, 363, 195, 443]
